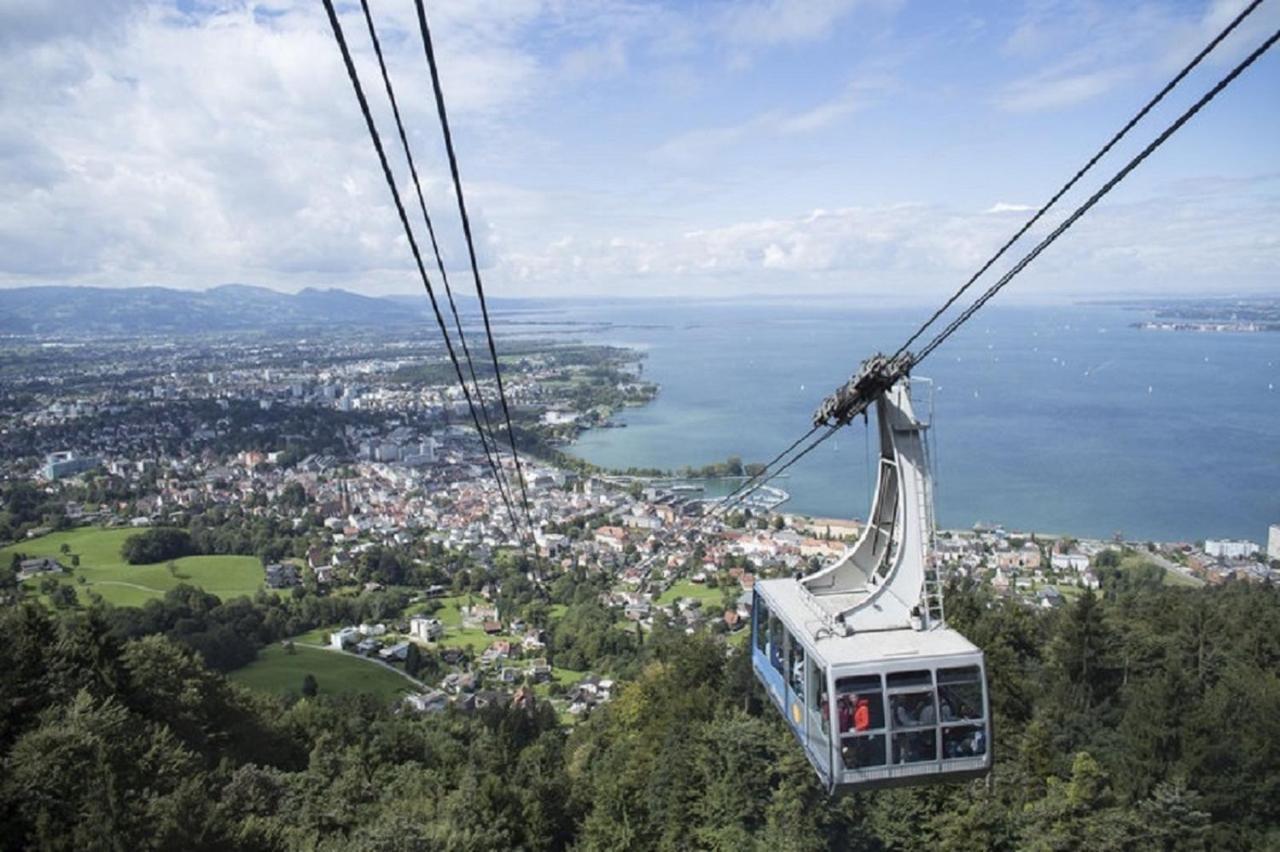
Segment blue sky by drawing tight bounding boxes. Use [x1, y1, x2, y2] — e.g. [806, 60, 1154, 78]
[0, 0, 1276, 302]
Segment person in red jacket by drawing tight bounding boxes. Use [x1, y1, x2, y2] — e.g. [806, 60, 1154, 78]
[854, 696, 871, 732]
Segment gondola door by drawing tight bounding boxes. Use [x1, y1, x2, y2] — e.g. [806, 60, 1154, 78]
[806, 657, 833, 787]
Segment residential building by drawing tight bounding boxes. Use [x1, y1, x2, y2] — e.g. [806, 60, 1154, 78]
[594, 526, 627, 552]
[408, 616, 444, 642]
[330, 626, 360, 650]
[264, 562, 301, 588]
[43, 451, 101, 480]
[378, 641, 411, 662]
[1205, 539, 1260, 560]
[404, 691, 448, 713]
[1051, 552, 1090, 572]
[17, 557, 65, 581]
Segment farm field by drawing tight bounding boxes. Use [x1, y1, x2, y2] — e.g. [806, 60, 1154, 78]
[229, 644, 413, 700]
[4, 527, 266, 607]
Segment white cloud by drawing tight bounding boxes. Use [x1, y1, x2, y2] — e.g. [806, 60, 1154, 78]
[0, 1, 1273, 302]
[719, 0, 894, 46]
[995, 0, 1240, 112]
[986, 202, 1036, 214]
[498, 178, 1280, 299]
[997, 0, 1280, 114]
[0, 0, 539, 291]
[998, 67, 1130, 112]
[777, 78, 886, 133]
[653, 77, 887, 163]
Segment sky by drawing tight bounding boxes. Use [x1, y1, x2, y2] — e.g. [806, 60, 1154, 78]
[0, 0, 1277, 303]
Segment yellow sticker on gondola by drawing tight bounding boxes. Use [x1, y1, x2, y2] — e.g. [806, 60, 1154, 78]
[791, 703, 802, 724]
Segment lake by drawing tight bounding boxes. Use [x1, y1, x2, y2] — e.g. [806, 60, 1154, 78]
[503, 299, 1278, 543]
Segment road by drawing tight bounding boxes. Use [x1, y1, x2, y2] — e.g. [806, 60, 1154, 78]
[296, 641, 430, 691]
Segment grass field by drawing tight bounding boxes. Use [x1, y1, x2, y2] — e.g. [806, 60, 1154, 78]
[1118, 553, 1205, 588]
[656, 579, 727, 608]
[229, 644, 413, 700]
[3, 527, 266, 607]
[293, 625, 336, 646]
[1162, 568, 1204, 588]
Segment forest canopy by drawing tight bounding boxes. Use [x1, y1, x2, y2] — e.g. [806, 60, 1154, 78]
[0, 574, 1277, 850]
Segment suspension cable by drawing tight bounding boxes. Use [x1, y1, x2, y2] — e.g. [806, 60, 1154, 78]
[704, 424, 822, 521]
[413, 0, 534, 534]
[891, 0, 1267, 361]
[701, 425, 842, 530]
[915, 24, 1280, 365]
[356, 0, 521, 531]
[320, 0, 522, 536]
[350, 0, 524, 537]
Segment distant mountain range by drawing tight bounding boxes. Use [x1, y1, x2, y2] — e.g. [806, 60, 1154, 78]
[0, 284, 444, 335]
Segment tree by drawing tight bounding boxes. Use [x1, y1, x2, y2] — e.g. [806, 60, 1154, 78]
[301, 673, 318, 697]
[59, 542, 71, 556]
[1046, 588, 1120, 714]
[404, 642, 422, 678]
[1094, 549, 1122, 569]
[279, 482, 307, 509]
[120, 527, 193, 565]
[1021, 752, 1141, 850]
[3, 690, 210, 850]
[50, 584, 77, 609]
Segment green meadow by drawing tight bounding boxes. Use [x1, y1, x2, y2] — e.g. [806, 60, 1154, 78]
[656, 578, 727, 608]
[229, 644, 413, 701]
[4, 527, 266, 607]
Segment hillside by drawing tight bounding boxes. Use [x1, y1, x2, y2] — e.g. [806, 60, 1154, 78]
[0, 284, 434, 335]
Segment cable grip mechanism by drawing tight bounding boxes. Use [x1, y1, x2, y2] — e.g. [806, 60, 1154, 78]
[813, 351, 914, 427]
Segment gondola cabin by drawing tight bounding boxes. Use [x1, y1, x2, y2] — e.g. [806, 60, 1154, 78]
[748, 376, 991, 792]
[751, 586, 990, 792]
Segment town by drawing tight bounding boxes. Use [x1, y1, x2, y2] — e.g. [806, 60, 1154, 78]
[2, 328, 1278, 723]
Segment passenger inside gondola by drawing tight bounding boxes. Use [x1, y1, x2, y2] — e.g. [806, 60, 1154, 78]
[788, 638, 805, 699]
[837, 675, 887, 769]
[768, 616, 785, 675]
[943, 725, 986, 758]
[938, 665, 986, 759]
[889, 673, 938, 763]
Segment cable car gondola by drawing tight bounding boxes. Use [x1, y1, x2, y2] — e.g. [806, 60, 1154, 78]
[750, 365, 991, 792]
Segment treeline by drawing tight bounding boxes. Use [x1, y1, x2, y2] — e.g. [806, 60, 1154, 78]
[680, 455, 766, 479]
[0, 602, 572, 850]
[1, 399, 373, 467]
[0, 481, 76, 542]
[115, 509, 318, 566]
[107, 583, 412, 672]
[121, 526, 195, 564]
[513, 433, 766, 483]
